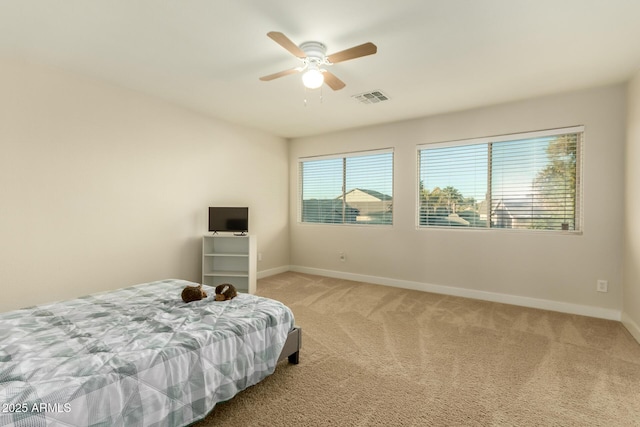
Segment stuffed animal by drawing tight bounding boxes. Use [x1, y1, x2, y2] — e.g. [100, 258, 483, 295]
[181, 284, 208, 303]
[215, 283, 237, 301]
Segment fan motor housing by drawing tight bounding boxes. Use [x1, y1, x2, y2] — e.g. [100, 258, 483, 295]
[299, 41, 327, 60]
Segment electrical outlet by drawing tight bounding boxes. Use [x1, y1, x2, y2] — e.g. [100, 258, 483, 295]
[338, 251, 346, 262]
[597, 280, 608, 293]
[258, 252, 262, 262]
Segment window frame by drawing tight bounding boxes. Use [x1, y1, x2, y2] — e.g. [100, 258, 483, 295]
[416, 126, 584, 233]
[298, 148, 394, 227]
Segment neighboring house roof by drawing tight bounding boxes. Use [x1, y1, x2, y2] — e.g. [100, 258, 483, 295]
[493, 199, 515, 218]
[494, 198, 545, 219]
[338, 188, 392, 202]
[446, 213, 470, 226]
[478, 198, 546, 218]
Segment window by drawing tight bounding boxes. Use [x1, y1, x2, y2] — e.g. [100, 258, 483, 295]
[299, 149, 393, 225]
[417, 127, 582, 231]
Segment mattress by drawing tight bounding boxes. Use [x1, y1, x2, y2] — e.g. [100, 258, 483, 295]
[0, 279, 295, 427]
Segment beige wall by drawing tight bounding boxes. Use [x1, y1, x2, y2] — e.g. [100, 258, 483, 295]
[623, 71, 640, 341]
[0, 59, 289, 312]
[290, 85, 626, 319]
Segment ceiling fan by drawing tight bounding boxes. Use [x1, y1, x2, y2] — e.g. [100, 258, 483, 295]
[259, 31, 377, 91]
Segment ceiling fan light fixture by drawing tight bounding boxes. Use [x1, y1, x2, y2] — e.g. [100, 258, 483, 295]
[261, 32, 377, 92]
[302, 66, 324, 89]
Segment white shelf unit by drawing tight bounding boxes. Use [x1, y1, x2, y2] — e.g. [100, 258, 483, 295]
[202, 234, 256, 294]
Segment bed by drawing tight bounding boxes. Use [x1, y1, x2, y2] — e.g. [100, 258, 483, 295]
[0, 279, 300, 427]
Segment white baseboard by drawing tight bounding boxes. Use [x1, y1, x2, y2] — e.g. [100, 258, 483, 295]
[257, 265, 291, 280]
[622, 312, 640, 344]
[289, 265, 622, 321]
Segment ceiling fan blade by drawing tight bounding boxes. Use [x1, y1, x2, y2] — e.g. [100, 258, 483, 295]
[259, 67, 301, 81]
[267, 31, 306, 58]
[322, 71, 346, 91]
[326, 42, 377, 64]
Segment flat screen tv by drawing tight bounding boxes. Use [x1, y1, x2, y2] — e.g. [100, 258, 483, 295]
[208, 207, 248, 235]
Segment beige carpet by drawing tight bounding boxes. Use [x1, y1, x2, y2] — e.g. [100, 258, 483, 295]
[195, 272, 640, 426]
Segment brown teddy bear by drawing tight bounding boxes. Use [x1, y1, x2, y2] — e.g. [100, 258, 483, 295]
[181, 284, 207, 303]
[214, 283, 237, 301]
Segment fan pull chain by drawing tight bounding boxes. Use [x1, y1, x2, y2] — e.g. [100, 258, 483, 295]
[302, 86, 324, 106]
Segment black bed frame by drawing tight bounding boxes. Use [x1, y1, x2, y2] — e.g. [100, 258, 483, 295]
[277, 326, 301, 364]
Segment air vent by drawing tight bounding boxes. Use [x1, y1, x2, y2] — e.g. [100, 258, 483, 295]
[351, 90, 390, 105]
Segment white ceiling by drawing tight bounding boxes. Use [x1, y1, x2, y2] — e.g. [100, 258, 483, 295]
[2, 0, 640, 138]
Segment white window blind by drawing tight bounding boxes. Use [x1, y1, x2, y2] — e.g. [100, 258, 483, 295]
[418, 127, 582, 232]
[299, 149, 393, 225]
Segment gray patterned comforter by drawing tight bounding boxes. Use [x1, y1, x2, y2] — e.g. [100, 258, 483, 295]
[0, 279, 295, 426]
